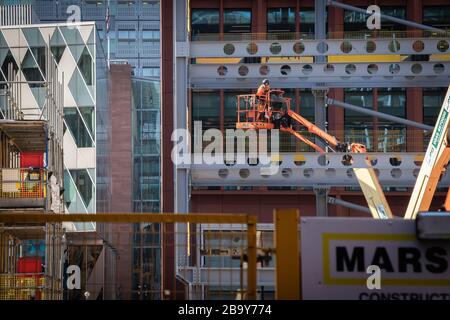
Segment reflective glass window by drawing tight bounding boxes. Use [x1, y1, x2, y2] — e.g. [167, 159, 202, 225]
[423, 87, 447, 125]
[344, 88, 374, 150]
[423, 6, 450, 28]
[300, 8, 315, 36]
[224, 9, 252, 33]
[118, 29, 136, 41]
[267, 8, 295, 33]
[377, 88, 406, 152]
[192, 90, 220, 130]
[142, 30, 160, 41]
[191, 9, 219, 37]
[64, 107, 94, 147]
[142, 67, 160, 77]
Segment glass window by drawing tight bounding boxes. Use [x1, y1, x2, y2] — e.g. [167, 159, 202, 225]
[1, 50, 18, 79]
[344, 88, 374, 150]
[297, 89, 314, 121]
[299, 8, 317, 38]
[118, 29, 136, 41]
[380, 6, 406, 31]
[344, 7, 368, 33]
[423, 87, 447, 125]
[224, 9, 251, 33]
[69, 169, 94, 209]
[344, 6, 406, 36]
[22, 49, 44, 84]
[142, 30, 160, 41]
[142, 156, 160, 178]
[224, 90, 247, 130]
[64, 107, 94, 148]
[78, 47, 93, 86]
[377, 88, 406, 152]
[142, 67, 160, 77]
[79, 106, 95, 137]
[192, 91, 220, 131]
[423, 6, 450, 28]
[267, 8, 295, 33]
[191, 9, 219, 37]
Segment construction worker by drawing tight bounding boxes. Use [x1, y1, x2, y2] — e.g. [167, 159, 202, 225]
[256, 79, 270, 98]
[256, 79, 270, 121]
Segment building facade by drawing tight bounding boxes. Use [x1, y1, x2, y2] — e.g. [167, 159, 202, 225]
[160, 0, 450, 299]
[0, 22, 105, 231]
[183, 0, 450, 220]
[19, 0, 162, 298]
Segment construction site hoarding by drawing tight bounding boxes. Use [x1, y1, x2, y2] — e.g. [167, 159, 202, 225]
[301, 217, 450, 300]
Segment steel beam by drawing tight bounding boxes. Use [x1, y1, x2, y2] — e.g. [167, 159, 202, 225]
[190, 61, 450, 89]
[327, 98, 434, 131]
[314, 0, 329, 215]
[185, 153, 450, 187]
[315, 187, 329, 216]
[174, 0, 190, 269]
[328, 197, 372, 215]
[190, 38, 450, 57]
[327, 0, 443, 32]
[0, 213, 254, 224]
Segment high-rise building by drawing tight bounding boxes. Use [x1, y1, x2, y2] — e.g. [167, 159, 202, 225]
[159, 0, 450, 299]
[14, 0, 163, 299]
[0, 16, 114, 299]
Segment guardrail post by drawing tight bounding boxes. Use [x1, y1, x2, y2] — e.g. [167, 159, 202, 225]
[274, 209, 300, 300]
[246, 215, 257, 300]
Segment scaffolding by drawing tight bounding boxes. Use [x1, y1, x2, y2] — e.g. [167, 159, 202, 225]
[0, 39, 65, 300]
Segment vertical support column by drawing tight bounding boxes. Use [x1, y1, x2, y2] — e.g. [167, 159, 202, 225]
[407, 88, 424, 152]
[219, 0, 224, 40]
[407, 0, 423, 38]
[314, 0, 329, 216]
[161, 0, 174, 214]
[173, 0, 190, 298]
[174, 0, 189, 214]
[274, 209, 300, 300]
[161, 0, 175, 299]
[407, 0, 423, 153]
[246, 215, 257, 300]
[220, 90, 224, 132]
[313, 0, 327, 145]
[314, 187, 329, 217]
[252, 0, 266, 36]
[373, 88, 379, 152]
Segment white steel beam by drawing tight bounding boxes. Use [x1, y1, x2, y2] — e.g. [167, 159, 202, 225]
[184, 153, 450, 188]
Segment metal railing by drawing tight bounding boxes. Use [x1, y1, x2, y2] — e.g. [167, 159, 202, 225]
[0, 168, 47, 199]
[190, 30, 450, 42]
[0, 273, 48, 300]
[190, 128, 422, 153]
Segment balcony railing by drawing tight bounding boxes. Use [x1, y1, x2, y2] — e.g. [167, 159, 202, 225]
[0, 168, 47, 209]
[0, 273, 49, 300]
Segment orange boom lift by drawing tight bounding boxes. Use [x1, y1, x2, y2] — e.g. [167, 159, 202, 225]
[236, 87, 450, 219]
[236, 89, 394, 219]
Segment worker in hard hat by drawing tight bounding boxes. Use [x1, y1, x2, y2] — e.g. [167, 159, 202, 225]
[256, 79, 270, 121]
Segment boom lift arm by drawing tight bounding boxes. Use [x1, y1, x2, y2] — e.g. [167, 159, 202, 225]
[282, 108, 393, 219]
[404, 85, 450, 219]
[236, 90, 393, 219]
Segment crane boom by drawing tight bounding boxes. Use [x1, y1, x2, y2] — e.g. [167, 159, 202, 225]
[404, 85, 450, 219]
